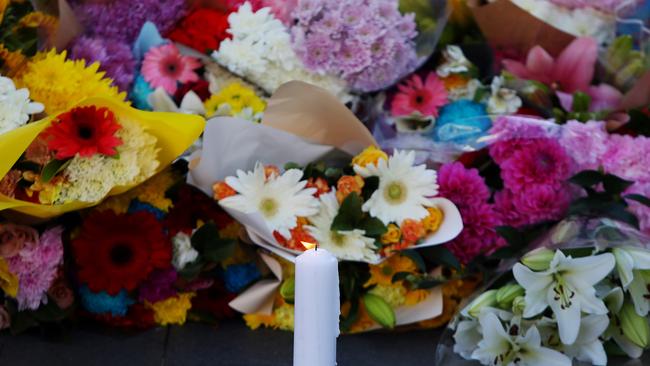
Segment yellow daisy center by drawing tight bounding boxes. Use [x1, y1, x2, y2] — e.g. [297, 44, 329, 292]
[259, 197, 278, 218]
[384, 181, 407, 204]
[330, 231, 346, 246]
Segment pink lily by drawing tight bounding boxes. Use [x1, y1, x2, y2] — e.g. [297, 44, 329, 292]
[557, 84, 623, 112]
[503, 37, 598, 93]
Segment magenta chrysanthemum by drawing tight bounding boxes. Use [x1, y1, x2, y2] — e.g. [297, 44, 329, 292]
[559, 120, 609, 172]
[438, 162, 490, 208]
[445, 202, 504, 265]
[602, 134, 650, 184]
[499, 138, 571, 188]
[6, 227, 64, 311]
[69, 36, 136, 92]
[496, 185, 571, 228]
[626, 182, 650, 235]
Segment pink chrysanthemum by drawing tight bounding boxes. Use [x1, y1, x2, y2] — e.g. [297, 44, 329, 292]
[390, 72, 448, 117]
[559, 120, 609, 172]
[495, 185, 571, 228]
[499, 138, 571, 188]
[438, 162, 490, 208]
[6, 227, 64, 311]
[446, 202, 504, 265]
[602, 134, 650, 184]
[141, 44, 200, 94]
[626, 182, 650, 235]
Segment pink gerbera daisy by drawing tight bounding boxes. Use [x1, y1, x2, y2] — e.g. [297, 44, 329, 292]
[390, 72, 448, 117]
[141, 44, 200, 94]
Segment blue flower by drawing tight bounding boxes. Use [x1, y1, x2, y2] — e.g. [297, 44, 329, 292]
[79, 285, 134, 317]
[130, 74, 154, 110]
[128, 200, 165, 221]
[430, 100, 492, 146]
[223, 263, 261, 293]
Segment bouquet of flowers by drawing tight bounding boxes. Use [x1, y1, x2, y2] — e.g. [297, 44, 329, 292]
[438, 217, 650, 366]
[0, 97, 204, 218]
[71, 165, 243, 328]
[0, 222, 73, 334]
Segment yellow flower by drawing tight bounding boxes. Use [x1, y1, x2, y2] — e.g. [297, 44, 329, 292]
[19, 12, 58, 31]
[244, 313, 276, 330]
[204, 82, 266, 117]
[134, 169, 176, 212]
[17, 50, 126, 114]
[352, 146, 388, 168]
[0, 44, 27, 77]
[219, 222, 241, 240]
[422, 206, 444, 233]
[0, 258, 18, 298]
[369, 284, 406, 308]
[381, 224, 401, 244]
[365, 254, 418, 287]
[0, 0, 8, 23]
[404, 289, 429, 306]
[273, 302, 295, 331]
[342, 302, 375, 334]
[148, 293, 195, 326]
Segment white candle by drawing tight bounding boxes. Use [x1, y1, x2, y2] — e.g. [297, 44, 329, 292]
[293, 247, 340, 366]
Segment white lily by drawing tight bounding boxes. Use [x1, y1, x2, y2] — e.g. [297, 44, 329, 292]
[436, 45, 472, 77]
[148, 88, 206, 115]
[563, 315, 609, 365]
[612, 246, 650, 316]
[454, 307, 513, 359]
[487, 76, 522, 115]
[602, 287, 644, 359]
[471, 312, 571, 366]
[513, 250, 615, 345]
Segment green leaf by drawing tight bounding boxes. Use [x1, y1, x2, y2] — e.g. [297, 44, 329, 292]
[10, 312, 37, 335]
[191, 222, 220, 251]
[603, 174, 634, 195]
[284, 162, 302, 171]
[202, 238, 236, 262]
[495, 226, 524, 248]
[14, 160, 41, 172]
[359, 217, 387, 237]
[400, 250, 427, 272]
[571, 92, 591, 112]
[419, 246, 461, 270]
[331, 193, 363, 231]
[40, 159, 71, 183]
[391, 271, 413, 283]
[339, 299, 360, 333]
[178, 260, 204, 280]
[361, 176, 379, 201]
[607, 206, 640, 229]
[568, 196, 605, 216]
[190, 221, 237, 262]
[625, 194, 650, 208]
[414, 278, 444, 290]
[568, 170, 604, 189]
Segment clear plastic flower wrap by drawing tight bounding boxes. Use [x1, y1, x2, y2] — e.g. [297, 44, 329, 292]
[435, 216, 650, 366]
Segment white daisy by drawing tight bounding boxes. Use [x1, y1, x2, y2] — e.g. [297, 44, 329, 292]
[220, 163, 319, 238]
[354, 150, 438, 225]
[306, 190, 380, 262]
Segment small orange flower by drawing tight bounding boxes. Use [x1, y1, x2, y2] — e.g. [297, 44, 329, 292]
[264, 165, 280, 179]
[306, 177, 331, 197]
[405, 289, 429, 306]
[274, 218, 316, 251]
[212, 181, 236, 200]
[442, 74, 469, 90]
[336, 175, 364, 203]
[422, 206, 444, 233]
[400, 219, 425, 245]
[380, 224, 401, 244]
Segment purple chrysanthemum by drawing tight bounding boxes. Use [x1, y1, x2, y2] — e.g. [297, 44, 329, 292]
[71, 0, 188, 43]
[438, 162, 491, 208]
[69, 36, 136, 92]
[138, 268, 178, 303]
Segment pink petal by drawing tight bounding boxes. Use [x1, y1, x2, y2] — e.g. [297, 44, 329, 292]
[588, 84, 622, 112]
[525, 46, 555, 84]
[503, 59, 532, 80]
[553, 37, 597, 93]
[556, 91, 574, 112]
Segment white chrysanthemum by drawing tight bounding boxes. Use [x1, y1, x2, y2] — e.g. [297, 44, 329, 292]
[220, 163, 319, 238]
[56, 117, 159, 204]
[172, 232, 199, 270]
[305, 190, 380, 262]
[354, 150, 438, 225]
[0, 76, 44, 134]
[212, 2, 351, 101]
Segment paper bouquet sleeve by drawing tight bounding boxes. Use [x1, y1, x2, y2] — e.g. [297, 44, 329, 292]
[0, 97, 205, 219]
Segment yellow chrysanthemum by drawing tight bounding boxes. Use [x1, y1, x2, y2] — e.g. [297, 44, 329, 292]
[273, 302, 295, 331]
[244, 313, 276, 330]
[422, 206, 444, 233]
[219, 221, 241, 240]
[17, 50, 126, 114]
[18, 12, 58, 31]
[133, 169, 175, 212]
[380, 224, 401, 244]
[351, 146, 388, 168]
[341, 302, 375, 334]
[204, 82, 266, 117]
[148, 293, 195, 326]
[365, 254, 418, 287]
[0, 44, 27, 77]
[418, 275, 482, 329]
[0, 0, 9, 23]
[0, 257, 18, 298]
[404, 289, 429, 306]
[369, 284, 406, 308]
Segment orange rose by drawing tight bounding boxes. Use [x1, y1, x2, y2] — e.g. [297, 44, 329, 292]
[212, 181, 236, 201]
[336, 175, 364, 203]
[400, 219, 425, 245]
[306, 177, 331, 197]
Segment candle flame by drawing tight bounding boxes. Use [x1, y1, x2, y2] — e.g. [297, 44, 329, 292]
[301, 241, 317, 250]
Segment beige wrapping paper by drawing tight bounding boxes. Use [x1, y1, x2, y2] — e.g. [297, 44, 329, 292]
[467, 0, 574, 56]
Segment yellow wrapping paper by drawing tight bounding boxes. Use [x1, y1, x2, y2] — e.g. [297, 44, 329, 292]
[0, 97, 205, 218]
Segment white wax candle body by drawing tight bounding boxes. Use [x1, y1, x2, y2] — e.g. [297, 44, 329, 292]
[293, 248, 340, 366]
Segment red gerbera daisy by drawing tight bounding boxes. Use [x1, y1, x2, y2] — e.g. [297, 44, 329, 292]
[390, 72, 448, 117]
[73, 210, 172, 295]
[44, 106, 122, 159]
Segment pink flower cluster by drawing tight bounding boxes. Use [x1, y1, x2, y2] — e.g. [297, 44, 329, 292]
[438, 162, 504, 264]
[291, 0, 418, 92]
[549, 0, 638, 13]
[4, 226, 64, 311]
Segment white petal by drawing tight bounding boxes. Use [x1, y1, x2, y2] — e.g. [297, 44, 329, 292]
[473, 312, 511, 360]
[575, 340, 608, 366]
[628, 271, 650, 317]
[513, 263, 553, 292]
[564, 253, 615, 286]
[523, 287, 550, 318]
[453, 320, 482, 359]
[625, 247, 650, 270]
[614, 248, 635, 288]
[547, 285, 581, 345]
[520, 345, 572, 366]
[578, 315, 610, 342]
[614, 333, 644, 359]
[573, 281, 609, 315]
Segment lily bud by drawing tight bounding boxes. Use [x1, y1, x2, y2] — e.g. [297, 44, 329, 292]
[496, 284, 524, 309]
[363, 293, 396, 329]
[467, 290, 498, 318]
[512, 296, 526, 315]
[521, 248, 554, 271]
[616, 59, 645, 90]
[606, 36, 633, 70]
[620, 301, 650, 348]
[280, 278, 295, 304]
